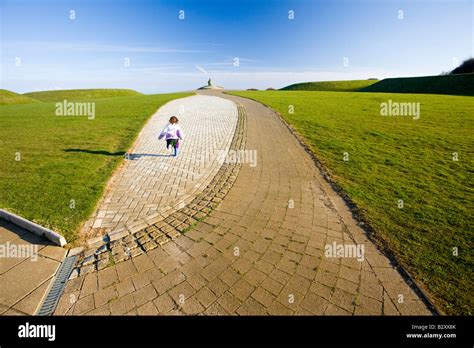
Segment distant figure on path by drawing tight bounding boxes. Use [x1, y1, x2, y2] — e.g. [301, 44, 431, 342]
[208, 78, 212, 86]
[158, 116, 184, 157]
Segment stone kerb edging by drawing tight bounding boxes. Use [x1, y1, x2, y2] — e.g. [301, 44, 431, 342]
[0, 209, 67, 247]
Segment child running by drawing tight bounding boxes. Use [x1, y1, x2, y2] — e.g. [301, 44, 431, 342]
[158, 116, 184, 157]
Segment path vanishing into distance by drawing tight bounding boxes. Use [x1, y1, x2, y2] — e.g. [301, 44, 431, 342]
[55, 91, 433, 316]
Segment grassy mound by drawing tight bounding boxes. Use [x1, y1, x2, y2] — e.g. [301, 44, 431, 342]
[0, 89, 40, 106]
[281, 80, 378, 92]
[361, 74, 474, 96]
[24, 88, 143, 102]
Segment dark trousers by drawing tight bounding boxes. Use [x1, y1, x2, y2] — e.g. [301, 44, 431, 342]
[166, 139, 178, 149]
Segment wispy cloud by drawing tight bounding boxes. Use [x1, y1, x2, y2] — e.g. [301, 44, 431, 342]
[194, 65, 208, 74]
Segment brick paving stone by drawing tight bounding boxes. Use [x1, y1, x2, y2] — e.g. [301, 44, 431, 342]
[180, 296, 205, 315]
[325, 303, 352, 315]
[300, 292, 330, 314]
[309, 282, 334, 301]
[168, 281, 196, 304]
[72, 294, 95, 315]
[94, 286, 117, 308]
[261, 277, 284, 297]
[251, 287, 275, 308]
[236, 297, 267, 315]
[267, 300, 294, 315]
[207, 278, 230, 298]
[205, 302, 229, 315]
[54, 290, 78, 315]
[116, 259, 138, 281]
[229, 278, 255, 302]
[110, 294, 136, 315]
[243, 268, 267, 287]
[79, 274, 98, 299]
[115, 278, 136, 298]
[356, 294, 383, 314]
[132, 254, 155, 273]
[218, 268, 241, 287]
[137, 301, 159, 315]
[269, 268, 292, 285]
[330, 288, 357, 313]
[133, 284, 157, 307]
[88, 304, 111, 316]
[153, 293, 177, 313]
[287, 274, 312, 294]
[152, 271, 185, 295]
[131, 269, 154, 290]
[196, 287, 218, 308]
[97, 266, 118, 290]
[276, 286, 306, 309]
[232, 257, 254, 275]
[186, 274, 208, 291]
[217, 292, 241, 314]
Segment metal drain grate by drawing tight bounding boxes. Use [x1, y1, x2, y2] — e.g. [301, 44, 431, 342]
[37, 255, 77, 316]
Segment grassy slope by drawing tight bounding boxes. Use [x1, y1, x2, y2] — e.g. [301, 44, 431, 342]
[230, 90, 473, 315]
[0, 93, 191, 242]
[361, 74, 474, 96]
[281, 80, 378, 92]
[24, 88, 142, 102]
[0, 89, 40, 106]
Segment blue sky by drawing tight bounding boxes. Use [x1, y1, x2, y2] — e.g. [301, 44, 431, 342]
[1, 0, 472, 93]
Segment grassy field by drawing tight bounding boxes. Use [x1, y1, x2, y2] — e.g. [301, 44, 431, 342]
[281, 80, 378, 92]
[0, 89, 40, 105]
[229, 90, 473, 315]
[24, 88, 142, 102]
[361, 73, 474, 96]
[0, 92, 191, 242]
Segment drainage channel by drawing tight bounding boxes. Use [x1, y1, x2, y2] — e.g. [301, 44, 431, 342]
[37, 255, 77, 316]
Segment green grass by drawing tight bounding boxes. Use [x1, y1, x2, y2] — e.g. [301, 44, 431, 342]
[24, 88, 142, 102]
[0, 89, 40, 105]
[281, 79, 378, 92]
[229, 90, 473, 315]
[0, 92, 191, 243]
[361, 74, 474, 96]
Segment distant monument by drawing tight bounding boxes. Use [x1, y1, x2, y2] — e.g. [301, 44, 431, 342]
[198, 78, 224, 90]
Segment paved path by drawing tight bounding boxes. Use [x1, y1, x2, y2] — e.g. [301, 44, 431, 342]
[0, 219, 66, 315]
[82, 95, 238, 242]
[55, 91, 432, 316]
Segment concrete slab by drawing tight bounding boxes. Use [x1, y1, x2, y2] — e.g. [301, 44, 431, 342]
[0, 219, 66, 315]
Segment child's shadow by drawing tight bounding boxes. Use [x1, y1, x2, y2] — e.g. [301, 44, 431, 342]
[126, 153, 173, 160]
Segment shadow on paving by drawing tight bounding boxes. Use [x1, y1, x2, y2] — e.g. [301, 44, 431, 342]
[128, 153, 174, 159]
